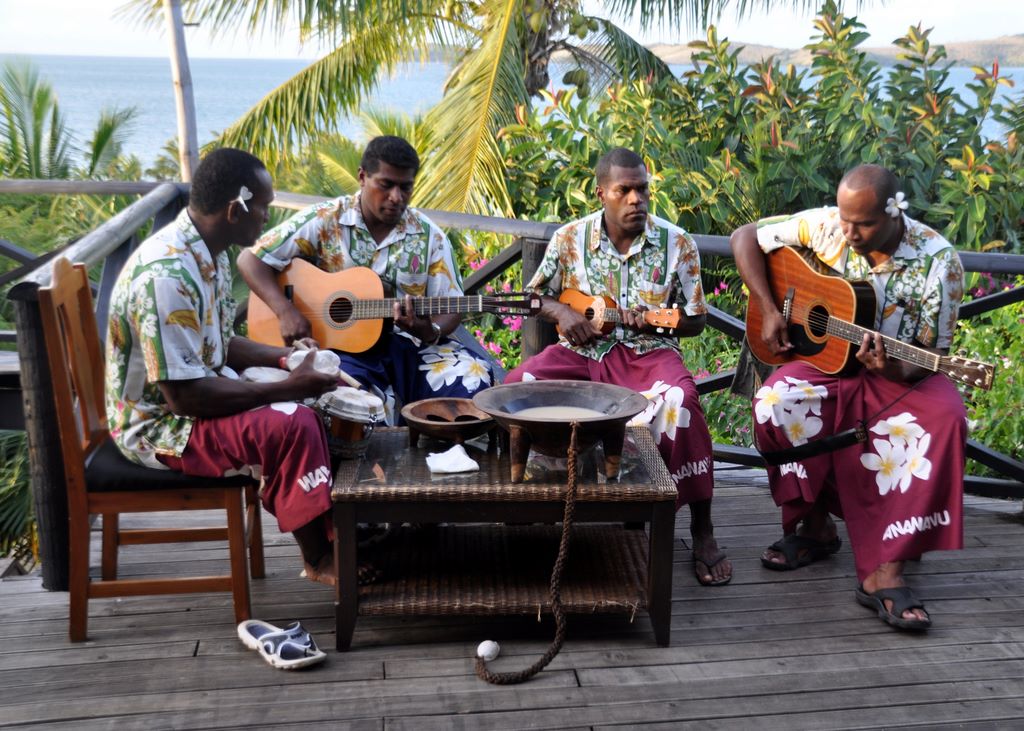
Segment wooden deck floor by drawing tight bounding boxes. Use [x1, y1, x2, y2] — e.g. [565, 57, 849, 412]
[2, 467, 1024, 730]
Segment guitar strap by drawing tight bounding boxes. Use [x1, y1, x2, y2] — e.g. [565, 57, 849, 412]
[756, 373, 932, 466]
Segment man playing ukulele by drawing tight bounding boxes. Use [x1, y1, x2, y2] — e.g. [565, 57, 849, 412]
[731, 164, 968, 631]
[505, 147, 732, 587]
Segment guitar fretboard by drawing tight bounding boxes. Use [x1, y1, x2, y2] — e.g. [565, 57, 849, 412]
[825, 318, 939, 371]
[348, 295, 497, 320]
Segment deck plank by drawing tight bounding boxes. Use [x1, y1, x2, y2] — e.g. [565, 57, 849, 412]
[2, 471, 1023, 729]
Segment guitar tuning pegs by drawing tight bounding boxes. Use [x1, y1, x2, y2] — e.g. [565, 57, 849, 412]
[975, 378, 984, 386]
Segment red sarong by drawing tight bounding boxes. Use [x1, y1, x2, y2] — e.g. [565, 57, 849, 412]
[753, 362, 966, 580]
[159, 403, 332, 534]
[506, 344, 714, 510]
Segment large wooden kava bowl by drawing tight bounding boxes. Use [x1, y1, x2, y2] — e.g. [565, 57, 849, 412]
[473, 380, 649, 483]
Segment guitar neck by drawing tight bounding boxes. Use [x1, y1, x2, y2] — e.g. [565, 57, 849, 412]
[825, 318, 939, 371]
[351, 295, 490, 319]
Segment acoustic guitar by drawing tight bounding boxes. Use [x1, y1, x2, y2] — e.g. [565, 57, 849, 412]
[558, 289, 683, 334]
[745, 246, 994, 390]
[248, 259, 540, 352]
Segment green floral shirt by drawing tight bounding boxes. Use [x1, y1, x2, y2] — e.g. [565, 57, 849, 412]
[251, 193, 463, 302]
[105, 210, 236, 468]
[528, 210, 707, 362]
[755, 207, 965, 349]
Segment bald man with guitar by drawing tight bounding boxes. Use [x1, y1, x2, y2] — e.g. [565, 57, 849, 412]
[731, 164, 989, 631]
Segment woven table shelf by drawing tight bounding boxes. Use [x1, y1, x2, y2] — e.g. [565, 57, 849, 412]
[356, 524, 649, 617]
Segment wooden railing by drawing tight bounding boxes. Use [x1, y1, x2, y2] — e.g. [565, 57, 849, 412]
[4, 179, 1023, 590]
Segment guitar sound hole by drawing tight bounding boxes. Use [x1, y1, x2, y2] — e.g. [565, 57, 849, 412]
[328, 298, 353, 324]
[807, 304, 829, 338]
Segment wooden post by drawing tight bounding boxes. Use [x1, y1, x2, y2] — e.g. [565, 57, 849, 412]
[8, 282, 69, 590]
[163, 0, 200, 181]
[519, 236, 557, 359]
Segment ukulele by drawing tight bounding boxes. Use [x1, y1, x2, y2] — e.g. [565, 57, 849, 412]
[248, 259, 540, 352]
[744, 246, 994, 390]
[558, 289, 683, 334]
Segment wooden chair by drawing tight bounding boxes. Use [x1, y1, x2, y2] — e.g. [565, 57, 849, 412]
[38, 257, 265, 642]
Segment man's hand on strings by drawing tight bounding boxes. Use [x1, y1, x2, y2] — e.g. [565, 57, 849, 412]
[621, 305, 648, 332]
[555, 305, 601, 347]
[393, 295, 434, 342]
[278, 303, 313, 346]
[760, 309, 793, 355]
[856, 332, 906, 381]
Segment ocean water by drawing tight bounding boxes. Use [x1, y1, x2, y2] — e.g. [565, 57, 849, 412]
[2, 53, 1021, 168]
[1, 54, 451, 166]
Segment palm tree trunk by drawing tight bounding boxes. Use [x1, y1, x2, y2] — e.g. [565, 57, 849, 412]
[162, 0, 199, 181]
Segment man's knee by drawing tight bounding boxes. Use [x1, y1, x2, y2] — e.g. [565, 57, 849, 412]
[280, 404, 326, 440]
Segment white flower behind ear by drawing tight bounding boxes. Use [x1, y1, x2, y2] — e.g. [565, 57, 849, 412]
[884, 191, 909, 218]
[234, 185, 254, 212]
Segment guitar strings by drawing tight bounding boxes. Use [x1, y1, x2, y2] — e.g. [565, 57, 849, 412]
[268, 296, 536, 320]
[784, 303, 937, 369]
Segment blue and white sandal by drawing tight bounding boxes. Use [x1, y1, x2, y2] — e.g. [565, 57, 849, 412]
[258, 635, 327, 670]
[237, 619, 311, 651]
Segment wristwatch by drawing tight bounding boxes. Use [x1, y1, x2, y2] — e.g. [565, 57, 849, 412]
[426, 321, 442, 345]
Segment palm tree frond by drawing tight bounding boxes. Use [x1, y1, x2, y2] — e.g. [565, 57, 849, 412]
[597, 0, 860, 35]
[417, 0, 528, 215]
[358, 109, 431, 153]
[313, 135, 363, 194]
[83, 107, 138, 178]
[556, 18, 675, 92]
[215, 21, 431, 169]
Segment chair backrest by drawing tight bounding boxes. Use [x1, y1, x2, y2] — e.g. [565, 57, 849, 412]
[38, 257, 108, 500]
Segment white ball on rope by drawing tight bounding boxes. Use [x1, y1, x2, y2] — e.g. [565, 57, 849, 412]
[476, 640, 500, 661]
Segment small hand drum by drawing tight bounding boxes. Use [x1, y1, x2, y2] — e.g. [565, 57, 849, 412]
[318, 387, 385, 459]
[401, 397, 496, 448]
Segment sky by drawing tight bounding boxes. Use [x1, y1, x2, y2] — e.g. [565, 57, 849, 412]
[1, 0, 1021, 60]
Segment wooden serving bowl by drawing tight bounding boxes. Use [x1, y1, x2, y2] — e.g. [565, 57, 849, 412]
[401, 397, 496, 448]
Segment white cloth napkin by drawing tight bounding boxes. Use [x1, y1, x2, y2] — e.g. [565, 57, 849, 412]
[425, 444, 480, 473]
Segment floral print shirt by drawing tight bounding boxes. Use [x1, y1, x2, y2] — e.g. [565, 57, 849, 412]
[755, 207, 964, 349]
[251, 194, 464, 305]
[105, 209, 236, 468]
[527, 210, 707, 361]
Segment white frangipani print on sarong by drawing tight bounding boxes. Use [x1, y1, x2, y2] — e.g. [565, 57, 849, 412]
[628, 380, 692, 444]
[454, 350, 491, 392]
[753, 376, 826, 445]
[860, 412, 933, 495]
[419, 343, 493, 392]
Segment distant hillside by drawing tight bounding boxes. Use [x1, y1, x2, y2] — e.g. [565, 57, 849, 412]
[648, 33, 1024, 68]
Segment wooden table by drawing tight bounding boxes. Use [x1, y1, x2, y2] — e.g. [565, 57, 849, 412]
[331, 426, 677, 651]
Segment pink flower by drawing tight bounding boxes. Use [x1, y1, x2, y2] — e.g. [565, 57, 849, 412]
[502, 316, 523, 331]
[485, 342, 503, 355]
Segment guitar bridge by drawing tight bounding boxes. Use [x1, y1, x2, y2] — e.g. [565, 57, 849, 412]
[782, 287, 795, 323]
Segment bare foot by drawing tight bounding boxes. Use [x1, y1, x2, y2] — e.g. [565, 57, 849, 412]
[692, 534, 732, 586]
[301, 554, 337, 587]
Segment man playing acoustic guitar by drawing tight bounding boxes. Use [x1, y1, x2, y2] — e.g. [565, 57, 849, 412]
[731, 164, 968, 631]
[505, 147, 732, 587]
[238, 136, 495, 420]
